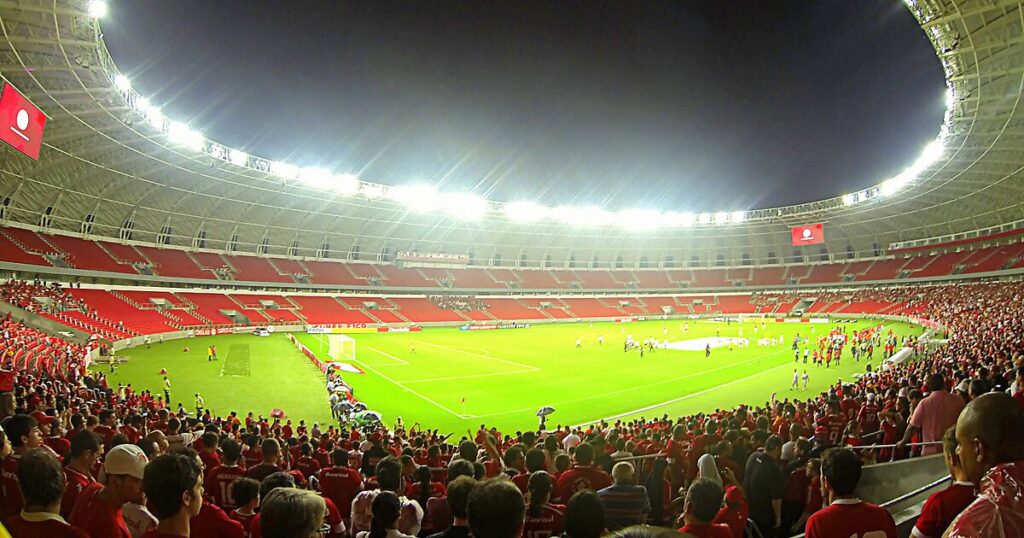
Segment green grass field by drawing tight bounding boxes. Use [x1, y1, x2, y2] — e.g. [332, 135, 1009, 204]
[93, 319, 921, 434]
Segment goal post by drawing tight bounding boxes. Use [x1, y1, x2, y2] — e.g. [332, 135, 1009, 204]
[327, 334, 356, 362]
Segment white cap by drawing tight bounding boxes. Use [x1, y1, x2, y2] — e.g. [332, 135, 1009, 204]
[866, 393, 875, 401]
[104, 444, 148, 479]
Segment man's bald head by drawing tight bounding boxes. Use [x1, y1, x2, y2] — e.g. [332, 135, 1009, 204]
[955, 392, 1024, 483]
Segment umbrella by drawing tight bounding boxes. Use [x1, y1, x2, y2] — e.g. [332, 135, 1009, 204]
[537, 406, 556, 417]
[270, 408, 286, 419]
[353, 410, 381, 424]
[353, 402, 367, 412]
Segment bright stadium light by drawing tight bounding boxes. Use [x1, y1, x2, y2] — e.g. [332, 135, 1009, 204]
[228, 149, 248, 167]
[389, 184, 442, 212]
[87, 0, 107, 18]
[270, 161, 300, 180]
[617, 209, 662, 230]
[360, 183, 386, 199]
[917, 139, 944, 168]
[504, 201, 550, 223]
[114, 75, 131, 91]
[167, 122, 204, 151]
[663, 211, 694, 227]
[300, 167, 333, 189]
[445, 192, 489, 220]
[335, 173, 360, 196]
[730, 211, 745, 224]
[557, 205, 609, 226]
[697, 213, 712, 225]
[843, 193, 857, 206]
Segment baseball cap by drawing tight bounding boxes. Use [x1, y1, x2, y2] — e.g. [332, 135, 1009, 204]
[866, 393, 875, 401]
[30, 410, 54, 426]
[105, 444, 148, 479]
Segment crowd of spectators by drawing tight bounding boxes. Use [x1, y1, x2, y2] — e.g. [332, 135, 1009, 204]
[0, 280, 1022, 537]
[427, 296, 488, 312]
[0, 279, 83, 314]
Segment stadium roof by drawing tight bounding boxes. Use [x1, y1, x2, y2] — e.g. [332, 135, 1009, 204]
[0, 0, 1022, 264]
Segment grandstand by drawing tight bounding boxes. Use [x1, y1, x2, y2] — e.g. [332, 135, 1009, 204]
[0, 1, 1023, 537]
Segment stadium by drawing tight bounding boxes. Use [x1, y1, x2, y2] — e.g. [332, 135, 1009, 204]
[0, 1, 1021, 537]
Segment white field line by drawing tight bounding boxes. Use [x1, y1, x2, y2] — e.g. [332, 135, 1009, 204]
[472, 347, 790, 419]
[349, 356, 471, 419]
[365, 346, 411, 365]
[412, 340, 541, 372]
[405, 369, 537, 384]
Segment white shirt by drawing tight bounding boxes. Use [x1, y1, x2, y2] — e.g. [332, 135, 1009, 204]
[562, 433, 581, 451]
[122, 502, 157, 538]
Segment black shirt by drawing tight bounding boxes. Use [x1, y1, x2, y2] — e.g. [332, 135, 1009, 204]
[427, 525, 471, 538]
[743, 450, 784, 527]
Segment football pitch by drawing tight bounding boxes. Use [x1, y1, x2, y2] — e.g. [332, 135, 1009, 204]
[94, 319, 921, 434]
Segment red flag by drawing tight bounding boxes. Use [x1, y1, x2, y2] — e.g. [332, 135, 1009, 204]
[791, 223, 825, 246]
[460, 397, 466, 405]
[0, 82, 46, 160]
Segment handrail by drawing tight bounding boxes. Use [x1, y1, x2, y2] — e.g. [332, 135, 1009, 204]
[879, 475, 951, 509]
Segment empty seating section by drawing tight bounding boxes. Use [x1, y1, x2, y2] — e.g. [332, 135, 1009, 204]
[418, 268, 452, 284]
[304, 261, 364, 286]
[176, 292, 244, 325]
[161, 309, 208, 327]
[226, 255, 293, 283]
[2, 228, 58, 254]
[560, 298, 623, 317]
[67, 289, 178, 334]
[516, 270, 564, 289]
[573, 271, 618, 289]
[667, 270, 693, 286]
[45, 235, 135, 274]
[638, 296, 679, 313]
[191, 252, 229, 271]
[42, 311, 132, 339]
[838, 301, 897, 315]
[785, 265, 812, 282]
[386, 297, 465, 322]
[461, 309, 494, 321]
[289, 296, 376, 324]
[486, 269, 520, 286]
[899, 255, 933, 273]
[229, 294, 294, 308]
[691, 269, 731, 288]
[450, 268, 506, 289]
[726, 267, 751, 285]
[517, 298, 573, 319]
[713, 294, 756, 314]
[842, 261, 875, 278]
[632, 270, 675, 289]
[336, 296, 407, 323]
[269, 258, 309, 276]
[965, 244, 1024, 273]
[98, 241, 149, 265]
[375, 265, 436, 288]
[549, 270, 578, 285]
[910, 251, 971, 278]
[114, 290, 186, 307]
[346, 263, 383, 280]
[857, 259, 907, 281]
[480, 298, 546, 320]
[134, 246, 211, 279]
[802, 263, 849, 284]
[748, 267, 787, 286]
[0, 233, 50, 265]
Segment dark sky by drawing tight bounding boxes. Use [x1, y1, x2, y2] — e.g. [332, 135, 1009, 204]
[102, 1, 946, 210]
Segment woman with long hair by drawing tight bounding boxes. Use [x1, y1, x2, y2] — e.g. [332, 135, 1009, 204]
[356, 491, 415, 538]
[522, 471, 566, 537]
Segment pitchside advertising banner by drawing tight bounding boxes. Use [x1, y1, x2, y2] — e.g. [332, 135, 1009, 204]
[306, 325, 422, 334]
[791, 223, 825, 246]
[0, 82, 46, 160]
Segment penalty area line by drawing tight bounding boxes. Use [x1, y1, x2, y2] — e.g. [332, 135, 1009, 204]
[412, 340, 540, 372]
[365, 346, 411, 365]
[348, 357, 469, 419]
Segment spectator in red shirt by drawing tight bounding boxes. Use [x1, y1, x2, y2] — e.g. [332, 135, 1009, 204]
[3, 448, 89, 538]
[69, 443, 149, 538]
[427, 476, 475, 538]
[60, 430, 102, 519]
[805, 448, 896, 538]
[947, 392, 1024, 537]
[205, 438, 246, 512]
[677, 478, 732, 538]
[317, 448, 363, 522]
[294, 443, 321, 483]
[141, 452, 205, 538]
[912, 427, 976, 538]
[227, 478, 260, 538]
[406, 465, 445, 518]
[555, 443, 612, 503]
[521, 471, 564, 538]
[512, 448, 547, 493]
[199, 433, 222, 476]
[244, 439, 283, 483]
[1, 414, 44, 519]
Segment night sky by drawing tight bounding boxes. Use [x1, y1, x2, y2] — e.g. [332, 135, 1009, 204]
[101, 1, 946, 210]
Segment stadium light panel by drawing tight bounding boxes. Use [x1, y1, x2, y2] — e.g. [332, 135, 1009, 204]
[662, 212, 694, 227]
[167, 122, 204, 151]
[557, 205, 609, 227]
[843, 194, 857, 206]
[389, 184, 442, 212]
[917, 140, 944, 168]
[300, 167, 334, 189]
[270, 161, 300, 180]
[697, 213, 712, 225]
[617, 209, 662, 230]
[360, 183, 386, 199]
[445, 192, 489, 220]
[114, 75, 131, 91]
[87, 0, 107, 18]
[730, 211, 745, 224]
[335, 173, 360, 196]
[504, 201, 549, 223]
[229, 149, 248, 167]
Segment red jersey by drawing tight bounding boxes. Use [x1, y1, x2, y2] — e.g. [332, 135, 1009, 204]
[914, 482, 976, 538]
[205, 464, 247, 511]
[805, 499, 896, 538]
[190, 500, 245, 538]
[242, 447, 261, 469]
[1, 453, 23, 519]
[229, 510, 257, 538]
[317, 466, 363, 518]
[4, 514, 89, 538]
[405, 481, 445, 502]
[522, 503, 565, 538]
[857, 404, 880, 434]
[61, 466, 96, 518]
[199, 451, 222, 475]
[714, 486, 749, 538]
[818, 414, 846, 446]
[295, 456, 321, 481]
[68, 482, 132, 538]
[678, 522, 733, 538]
[46, 436, 72, 459]
[555, 465, 613, 503]
[805, 476, 823, 515]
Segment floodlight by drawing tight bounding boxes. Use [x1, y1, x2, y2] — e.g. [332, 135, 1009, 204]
[445, 192, 488, 220]
[664, 212, 694, 227]
[114, 74, 131, 91]
[945, 88, 956, 109]
[730, 211, 745, 224]
[843, 194, 857, 206]
[360, 183, 386, 199]
[697, 213, 712, 225]
[270, 161, 300, 180]
[618, 209, 662, 230]
[87, 0, 107, 18]
[389, 185, 442, 212]
[229, 149, 248, 167]
[557, 205, 609, 226]
[167, 122, 203, 151]
[917, 140, 944, 168]
[300, 167, 333, 189]
[503, 201, 549, 223]
[334, 173, 360, 196]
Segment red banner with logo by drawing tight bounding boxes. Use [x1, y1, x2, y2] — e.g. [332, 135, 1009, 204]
[791, 223, 825, 246]
[0, 83, 46, 160]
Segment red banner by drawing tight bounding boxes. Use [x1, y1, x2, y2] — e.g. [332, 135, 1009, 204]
[0, 83, 46, 160]
[791, 223, 825, 246]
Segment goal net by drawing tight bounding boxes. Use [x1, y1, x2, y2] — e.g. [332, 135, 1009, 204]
[327, 334, 356, 362]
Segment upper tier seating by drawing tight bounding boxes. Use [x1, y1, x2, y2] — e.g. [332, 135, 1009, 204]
[98, 241, 150, 265]
[66, 289, 178, 334]
[573, 270, 619, 289]
[46, 235, 136, 274]
[516, 270, 564, 289]
[225, 255, 293, 283]
[289, 296, 376, 325]
[0, 233, 49, 266]
[304, 261, 365, 286]
[270, 258, 309, 277]
[176, 292, 248, 325]
[481, 298, 548, 320]
[449, 268, 506, 289]
[375, 265, 436, 288]
[2, 227, 58, 254]
[632, 270, 675, 289]
[386, 297, 466, 323]
[134, 246, 211, 279]
[560, 298, 623, 317]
